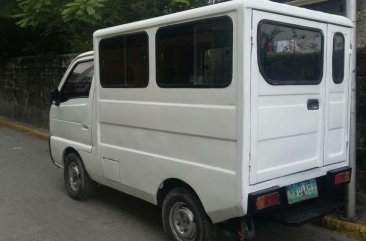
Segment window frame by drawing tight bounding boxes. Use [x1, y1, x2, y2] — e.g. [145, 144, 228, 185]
[155, 15, 234, 89]
[99, 31, 149, 88]
[60, 59, 94, 102]
[257, 20, 325, 86]
[332, 32, 345, 84]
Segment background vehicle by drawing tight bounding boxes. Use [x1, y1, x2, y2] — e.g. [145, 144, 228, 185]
[50, 0, 353, 240]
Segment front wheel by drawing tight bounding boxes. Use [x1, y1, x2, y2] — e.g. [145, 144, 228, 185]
[64, 152, 94, 201]
[162, 188, 217, 241]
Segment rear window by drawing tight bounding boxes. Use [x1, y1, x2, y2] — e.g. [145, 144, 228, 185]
[156, 16, 233, 88]
[99, 32, 149, 88]
[258, 21, 324, 85]
[332, 32, 345, 84]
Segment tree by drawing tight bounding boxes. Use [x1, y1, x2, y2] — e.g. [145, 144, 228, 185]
[10, 0, 225, 53]
[12, 0, 108, 27]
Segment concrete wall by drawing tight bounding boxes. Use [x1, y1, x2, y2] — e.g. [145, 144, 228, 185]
[358, 0, 366, 48]
[357, 48, 366, 199]
[356, 0, 366, 200]
[0, 54, 77, 129]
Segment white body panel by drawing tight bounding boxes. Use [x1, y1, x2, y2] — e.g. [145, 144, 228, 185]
[49, 0, 353, 223]
[94, 10, 242, 222]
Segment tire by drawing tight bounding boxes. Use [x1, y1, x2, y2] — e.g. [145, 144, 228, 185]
[64, 152, 94, 201]
[162, 188, 217, 241]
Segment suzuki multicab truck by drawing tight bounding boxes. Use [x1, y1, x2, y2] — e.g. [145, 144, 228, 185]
[49, 0, 353, 240]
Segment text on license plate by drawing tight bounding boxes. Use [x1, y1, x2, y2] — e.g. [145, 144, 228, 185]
[286, 179, 319, 205]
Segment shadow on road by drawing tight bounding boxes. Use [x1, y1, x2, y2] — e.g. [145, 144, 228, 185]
[94, 186, 163, 228]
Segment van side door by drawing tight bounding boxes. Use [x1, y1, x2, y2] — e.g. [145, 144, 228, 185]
[50, 59, 94, 147]
[324, 25, 351, 166]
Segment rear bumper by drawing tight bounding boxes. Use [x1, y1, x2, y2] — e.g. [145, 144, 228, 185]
[247, 166, 351, 225]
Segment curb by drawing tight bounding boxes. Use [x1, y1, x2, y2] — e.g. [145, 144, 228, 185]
[321, 215, 366, 241]
[0, 118, 50, 140]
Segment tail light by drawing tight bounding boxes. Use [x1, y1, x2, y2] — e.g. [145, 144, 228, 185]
[335, 171, 351, 185]
[256, 192, 280, 210]
[327, 167, 352, 186]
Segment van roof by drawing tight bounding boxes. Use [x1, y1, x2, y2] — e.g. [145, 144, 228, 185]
[94, 0, 352, 39]
[76, 51, 93, 59]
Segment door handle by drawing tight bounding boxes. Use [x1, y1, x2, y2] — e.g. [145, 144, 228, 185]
[307, 99, 319, 110]
[81, 122, 89, 130]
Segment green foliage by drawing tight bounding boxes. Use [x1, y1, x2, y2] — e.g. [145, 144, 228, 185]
[13, 0, 62, 28]
[62, 0, 105, 23]
[10, 0, 223, 54]
[0, 0, 17, 18]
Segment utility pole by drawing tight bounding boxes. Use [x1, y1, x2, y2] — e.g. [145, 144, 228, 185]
[345, 0, 358, 221]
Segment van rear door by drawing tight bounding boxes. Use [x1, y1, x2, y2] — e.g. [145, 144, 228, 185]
[324, 25, 351, 166]
[250, 11, 327, 184]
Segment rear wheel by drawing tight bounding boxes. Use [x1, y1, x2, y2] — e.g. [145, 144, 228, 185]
[64, 152, 94, 200]
[162, 188, 217, 241]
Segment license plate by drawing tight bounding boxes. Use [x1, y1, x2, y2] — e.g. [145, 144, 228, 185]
[286, 179, 319, 204]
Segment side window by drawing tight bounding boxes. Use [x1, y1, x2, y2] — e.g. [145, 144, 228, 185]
[156, 16, 233, 88]
[99, 32, 149, 88]
[61, 61, 94, 102]
[258, 21, 323, 85]
[332, 32, 345, 84]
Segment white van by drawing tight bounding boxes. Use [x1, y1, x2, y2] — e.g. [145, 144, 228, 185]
[49, 0, 353, 240]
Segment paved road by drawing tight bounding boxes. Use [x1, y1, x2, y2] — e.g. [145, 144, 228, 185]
[0, 126, 356, 241]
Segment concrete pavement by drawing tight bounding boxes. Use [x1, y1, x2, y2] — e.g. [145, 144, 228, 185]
[0, 126, 357, 241]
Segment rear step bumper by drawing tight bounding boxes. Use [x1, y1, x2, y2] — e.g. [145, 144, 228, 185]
[274, 198, 338, 225]
[247, 166, 351, 218]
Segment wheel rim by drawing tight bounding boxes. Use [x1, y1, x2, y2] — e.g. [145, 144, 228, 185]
[169, 202, 197, 241]
[68, 162, 81, 192]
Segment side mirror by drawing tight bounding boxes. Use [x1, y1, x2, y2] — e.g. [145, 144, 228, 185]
[51, 88, 61, 106]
